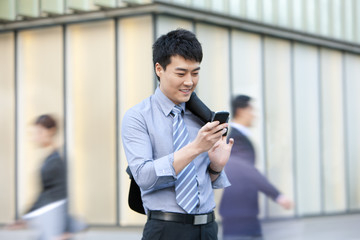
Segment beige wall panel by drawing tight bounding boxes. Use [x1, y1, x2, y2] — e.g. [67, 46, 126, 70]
[0, 32, 15, 223]
[118, 15, 153, 226]
[320, 48, 346, 213]
[66, 20, 116, 224]
[230, 30, 266, 218]
[344, 53, 360, 210]
[156, 15, 193, 37]
[293, 43, 321, 215]
[264, 37, 294, 217]
[17, 27, 64, 215]
[195, 23, 230, 112]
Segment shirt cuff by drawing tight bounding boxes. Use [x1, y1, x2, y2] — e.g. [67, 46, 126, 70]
[153, 153, 176, 178]
[211, 170, 231, 189]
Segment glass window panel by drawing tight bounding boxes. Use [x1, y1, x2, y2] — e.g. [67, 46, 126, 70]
[118, 15, 153, 226]
[17, 0, 40, 17]
[0, 32, 15, 223]
[292, 0, 304, 30]
[229, 0, 241, 17]
[246, 0, 260, 20]
[319, 0, 330, 36]
[0, 0, 16, 20]
[231, 30, 266, 219]
[17, 27, 64, 215]
[68, 0, 99, 11]
[344, 0, 354, 42]
[66, 20, 116, 224]
[356, 0, 360, 43]
[293, 43, 321, 216]
[277, 0, 289, 27]
[192, 0, 209, 10]
[211, 0, 225, 13]
[41, 0, 64, 14]
[305, 0, 316, 33]
[262, 0, 273, 24]
[344, 53, 360, 210]
[94, 0, 117, 8]
[264, 37, 294, 217]
[331, 0, 342, 39]
[172, 0, 191, 6]
[320, 48, 346, 213]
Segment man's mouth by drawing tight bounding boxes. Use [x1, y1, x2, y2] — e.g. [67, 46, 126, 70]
[180, 89, 191, 93]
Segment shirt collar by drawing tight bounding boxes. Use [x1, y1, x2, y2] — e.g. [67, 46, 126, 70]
[154, 86, 186, 117]
[230, 122, 251, 137]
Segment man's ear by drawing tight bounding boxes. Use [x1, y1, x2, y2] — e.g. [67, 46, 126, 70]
[235, 108, 243, 118]
[155, 63, 163, 78]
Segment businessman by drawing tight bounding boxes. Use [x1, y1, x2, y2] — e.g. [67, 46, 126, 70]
[121, 29, 234, 240]
[219, 95, 292, 240]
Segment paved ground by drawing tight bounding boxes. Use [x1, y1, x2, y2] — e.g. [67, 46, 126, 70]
[1, 214, 359, 240]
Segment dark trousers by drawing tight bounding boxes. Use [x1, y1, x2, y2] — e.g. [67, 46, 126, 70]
[142, 219, 218, 240]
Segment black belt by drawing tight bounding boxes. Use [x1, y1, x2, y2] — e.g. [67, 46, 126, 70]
[148, 211, 215, 225]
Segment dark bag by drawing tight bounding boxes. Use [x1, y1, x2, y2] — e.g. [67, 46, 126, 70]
[127, 92, 213, 214]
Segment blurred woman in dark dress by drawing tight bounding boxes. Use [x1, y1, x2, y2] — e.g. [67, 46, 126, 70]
[8, 114, 86, 240]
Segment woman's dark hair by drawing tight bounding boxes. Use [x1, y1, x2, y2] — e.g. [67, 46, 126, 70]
[35, 114, 57, 130]
[152, 28, 203, 80]
[231, 95, 252, 117]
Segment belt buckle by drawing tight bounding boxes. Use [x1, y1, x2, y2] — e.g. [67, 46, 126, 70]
[194, 214, 208, 225]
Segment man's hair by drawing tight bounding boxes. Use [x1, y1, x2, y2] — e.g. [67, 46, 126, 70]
[231, 95, 252, 117]
[34, 114, 58, 132]
[152, 29, 203, 80]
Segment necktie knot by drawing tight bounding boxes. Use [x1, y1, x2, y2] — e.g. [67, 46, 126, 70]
[171, 105, 183, 116]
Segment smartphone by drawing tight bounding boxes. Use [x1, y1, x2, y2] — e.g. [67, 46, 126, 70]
[211, 111, 229, 136]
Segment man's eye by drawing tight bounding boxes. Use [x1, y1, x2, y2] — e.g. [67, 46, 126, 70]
[177, 73, 185, 77]
[192, 72, 199, 76]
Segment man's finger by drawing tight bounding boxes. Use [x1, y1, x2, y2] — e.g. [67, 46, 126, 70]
[209, 123, 228, 135]
[203, 121, 220, 131]
[228, 138, 234, 146]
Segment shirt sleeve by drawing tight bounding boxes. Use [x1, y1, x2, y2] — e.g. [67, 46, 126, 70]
[121, 108, 177, 191]
[211, 170, 231, 189]
[238, 161, 281, 201]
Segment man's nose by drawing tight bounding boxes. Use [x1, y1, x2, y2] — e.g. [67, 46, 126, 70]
[183, 74, 193, 86]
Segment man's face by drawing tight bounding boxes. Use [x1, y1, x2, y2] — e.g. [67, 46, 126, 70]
[238, 104, 255, 127]
[156, 55, 200, 105]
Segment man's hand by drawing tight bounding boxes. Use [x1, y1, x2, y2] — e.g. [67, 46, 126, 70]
[173, 121, 228, 174]
[208, 136, 234, 173]
[276, 195, 293, 210]
[5, 220, 27, 230]
[191, 121, 229, 154]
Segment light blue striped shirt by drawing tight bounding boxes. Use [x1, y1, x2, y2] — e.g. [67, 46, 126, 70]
[121, 87, 230, 214]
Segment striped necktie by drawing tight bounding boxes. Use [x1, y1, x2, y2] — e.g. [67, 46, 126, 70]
[172, 105, 199, 213]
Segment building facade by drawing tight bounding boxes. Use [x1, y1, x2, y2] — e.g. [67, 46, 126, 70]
[1, 0, 360, 226]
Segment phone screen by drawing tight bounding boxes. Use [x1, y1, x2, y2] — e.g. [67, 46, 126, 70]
[211, 111, 229, 136]
[212, 111, 229, 124]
